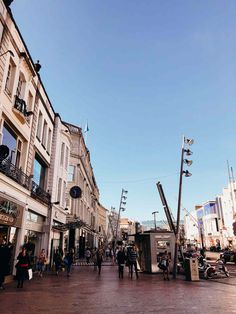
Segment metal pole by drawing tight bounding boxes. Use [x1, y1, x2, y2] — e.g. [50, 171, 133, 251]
[152, 211, 158, 231]
[115, 189, 124, 242]
[173, 135, 185, 279]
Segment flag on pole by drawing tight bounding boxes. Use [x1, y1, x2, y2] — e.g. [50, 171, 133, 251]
[84, 121, 89, 133]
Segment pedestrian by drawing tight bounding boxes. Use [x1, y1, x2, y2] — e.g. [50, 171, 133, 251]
[64, 248, 74, 277]
[160, 250, 170, 280]
[37, 249, 47, 277]
[53, 249, 62, 276]
[0, 238, 11, 290]
[85, 248, 91, 264]
[16, 247, 31, 288]
[117, 246, 126, 279]
[96, 247, 103, 275]
[127, 245, 139, 279]
[92, 248, 97, 271]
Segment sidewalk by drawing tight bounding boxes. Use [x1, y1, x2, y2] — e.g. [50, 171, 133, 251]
[1, 265, 236, 314]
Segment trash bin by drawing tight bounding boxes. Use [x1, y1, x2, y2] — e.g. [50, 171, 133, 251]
[185, 258, 199, 281]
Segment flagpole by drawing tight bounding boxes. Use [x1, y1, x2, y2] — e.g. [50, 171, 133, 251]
[84, 121, 89, 145]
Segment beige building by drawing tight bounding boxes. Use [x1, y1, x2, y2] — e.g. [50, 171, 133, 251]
[0, 0, 69, 275]
[64, 122, 101, 256]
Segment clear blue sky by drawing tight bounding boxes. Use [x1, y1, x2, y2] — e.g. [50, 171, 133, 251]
[12, 0, 236, 222]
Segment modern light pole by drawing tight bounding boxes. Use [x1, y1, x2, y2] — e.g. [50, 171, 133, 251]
[0, 49, 14, 58]
[152, 211, 158, 231]
[173, 136, 194, 279]
[115, 188, 128, 242]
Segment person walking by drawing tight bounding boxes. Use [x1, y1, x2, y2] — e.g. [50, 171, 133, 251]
[127, 245, 139, 279]
[117, 246, 126, 279]
[160, 250, 170, 280]
[96, 247, 103, 275]
[0, 238, 10, 290]
[53, 249, 62, 276]
[16, 247, 31, 288]
[92, 248, 97, 271]
[85, 248, 91, 264]
[37, 249, 47, 277]
[64, 248, 74, 277]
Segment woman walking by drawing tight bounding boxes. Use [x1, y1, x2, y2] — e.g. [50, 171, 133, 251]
[16, 247, 30, 288]
[37, 249, 47, 277]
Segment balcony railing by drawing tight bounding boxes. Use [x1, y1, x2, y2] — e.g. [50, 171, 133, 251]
[0, 159, 51, 205]
[31, 181, 51, 205]
[14, 95, 27, 116]
[0, 158, 31, 190]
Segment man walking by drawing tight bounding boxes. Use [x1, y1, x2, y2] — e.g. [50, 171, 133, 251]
[128, 245, 139, 279]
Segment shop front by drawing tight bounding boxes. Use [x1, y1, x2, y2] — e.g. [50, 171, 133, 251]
[24, 210, 46, 270]
[0, 193, 24, 277]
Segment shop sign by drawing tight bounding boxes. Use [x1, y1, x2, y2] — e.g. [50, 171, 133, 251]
[0, 212, 15, 225]
[0, 199, 20, 226]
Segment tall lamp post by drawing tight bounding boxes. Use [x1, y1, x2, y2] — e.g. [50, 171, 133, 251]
[152, 211, 158, 231]
[173, 136, 194, 279]
[115, 188, 128, 243]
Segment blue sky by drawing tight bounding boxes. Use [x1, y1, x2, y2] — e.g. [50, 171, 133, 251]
[12, 0, 236, 222]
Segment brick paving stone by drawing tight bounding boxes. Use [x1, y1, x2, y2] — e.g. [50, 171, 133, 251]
[0, 265, 236, 314]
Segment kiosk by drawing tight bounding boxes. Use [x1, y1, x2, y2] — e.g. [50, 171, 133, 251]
[135, 230, 175, 273]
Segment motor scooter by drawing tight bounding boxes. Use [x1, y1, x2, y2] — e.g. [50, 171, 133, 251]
[204, 258, 229, 279]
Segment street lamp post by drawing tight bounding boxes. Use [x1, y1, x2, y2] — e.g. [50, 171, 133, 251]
[152, 211, 158, 231]
[173, 136, 194, 279]
[115, 188, 128, 243]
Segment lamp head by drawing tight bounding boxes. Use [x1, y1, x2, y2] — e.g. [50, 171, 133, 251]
[183, 170, 192, 177]
[184, 149, 193, 156]
[184, 159, 193, 166]
[185, 138, 194, 145]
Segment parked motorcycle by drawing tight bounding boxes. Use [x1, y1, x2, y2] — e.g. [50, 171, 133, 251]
[204, 258, 229, 279]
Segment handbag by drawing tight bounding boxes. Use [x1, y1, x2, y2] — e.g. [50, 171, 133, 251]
[28, 268, 33, 280]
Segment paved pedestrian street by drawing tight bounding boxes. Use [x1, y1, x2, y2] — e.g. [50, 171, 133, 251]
[1, 265, 236, 314]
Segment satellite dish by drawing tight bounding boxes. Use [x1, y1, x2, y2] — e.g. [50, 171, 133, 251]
[69, 186, 82, 199]
[0, 145, 9, 161]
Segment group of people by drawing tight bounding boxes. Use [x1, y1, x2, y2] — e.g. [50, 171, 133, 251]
[0, 240, 172, 290]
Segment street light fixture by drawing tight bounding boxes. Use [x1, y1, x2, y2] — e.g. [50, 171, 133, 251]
[0, 50, 14, 58]
[152, 211, 158, 231]
[115, 188, 128, 242]
[173, 135, 194, 279]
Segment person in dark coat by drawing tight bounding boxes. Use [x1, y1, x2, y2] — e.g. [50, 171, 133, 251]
[0, 239, 10, 290]
[16, 247, 31, 288]
[96, 247, 103, 275]
[53, 249, 62, 276]
[117, 246, 126, 279]
[127, 245, 139, 279]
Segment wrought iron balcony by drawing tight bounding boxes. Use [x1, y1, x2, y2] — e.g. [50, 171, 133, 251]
[0, 158, 30, 190]
[14, 95, 34, 117]
[0, 158, 51, 205]
[31, 181, 51, 205]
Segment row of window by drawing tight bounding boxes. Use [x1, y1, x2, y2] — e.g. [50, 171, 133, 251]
[36, 111, 52, 154]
